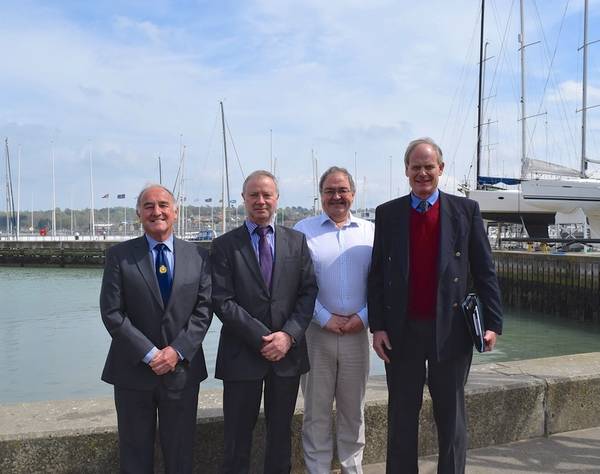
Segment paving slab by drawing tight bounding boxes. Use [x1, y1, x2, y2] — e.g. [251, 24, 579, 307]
[364, 426, 600, 473]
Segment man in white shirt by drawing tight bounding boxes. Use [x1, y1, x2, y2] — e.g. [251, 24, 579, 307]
[294, 166, 374, 474]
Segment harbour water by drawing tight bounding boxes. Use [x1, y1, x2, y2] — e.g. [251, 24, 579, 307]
[1, 267, 599, 404]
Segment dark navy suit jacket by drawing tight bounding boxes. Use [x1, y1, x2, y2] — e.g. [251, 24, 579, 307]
[368, 191, 503, 361]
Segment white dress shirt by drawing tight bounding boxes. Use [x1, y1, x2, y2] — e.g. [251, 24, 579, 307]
[294, 212, 374, 328]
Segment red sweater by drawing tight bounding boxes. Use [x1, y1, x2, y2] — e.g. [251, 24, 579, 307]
[407, 199, 441, 320]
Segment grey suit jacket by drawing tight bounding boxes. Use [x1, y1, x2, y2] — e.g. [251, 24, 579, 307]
[368, 191, 503, 361]
[100, 235, 212, 391]
[211, 224, 318, 381]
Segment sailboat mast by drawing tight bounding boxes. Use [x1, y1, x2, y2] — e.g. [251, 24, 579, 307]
[581, 0, 589, 178]
[519, 0, 527, 179]
[476, 0, 485, 189]
[220, 101, 231, 209]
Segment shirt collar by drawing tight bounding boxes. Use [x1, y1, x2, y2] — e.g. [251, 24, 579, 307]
[410, 189, 440, 209]
[319, 211, 358, 228]
[145, 233, 175, 252]
[245, 219, 275, 235]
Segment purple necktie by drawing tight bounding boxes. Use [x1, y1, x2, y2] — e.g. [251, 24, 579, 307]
[256, 226, 273, 289]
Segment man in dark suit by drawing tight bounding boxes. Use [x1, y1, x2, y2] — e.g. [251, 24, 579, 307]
[368, 138, 503, 474]
[211, 170, 318, 474]
[100, 184, 212, 474]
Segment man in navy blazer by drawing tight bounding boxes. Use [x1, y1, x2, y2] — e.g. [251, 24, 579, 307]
[368, 138, 503, 473]
[211, 170, 317, 473]
[100, 184, 212, 473]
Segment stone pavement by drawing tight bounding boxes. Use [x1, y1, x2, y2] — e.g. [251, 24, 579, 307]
[363, 426, 600, 473]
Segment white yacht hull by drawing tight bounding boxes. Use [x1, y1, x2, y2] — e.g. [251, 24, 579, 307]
[466, 178, 600, 238]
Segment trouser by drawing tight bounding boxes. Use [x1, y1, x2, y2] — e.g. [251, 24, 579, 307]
[384, 320, 472, 474]
[114, 384, 199, 474]
[222, 369, 301, 474]
[301, 323, 370, 474]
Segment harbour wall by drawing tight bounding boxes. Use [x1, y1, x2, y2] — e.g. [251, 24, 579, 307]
[1, 353, 600, 473]
[0, 240, 211, 266]
[493, 250, 600, 322]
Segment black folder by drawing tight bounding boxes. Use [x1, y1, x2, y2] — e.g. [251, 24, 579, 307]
[461, 293, 485, 353]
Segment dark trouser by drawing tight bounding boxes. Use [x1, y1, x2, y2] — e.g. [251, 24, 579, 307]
[114, 384, 199, 474]
[384, 320, 472, 474]
[222, 370, 301, 474]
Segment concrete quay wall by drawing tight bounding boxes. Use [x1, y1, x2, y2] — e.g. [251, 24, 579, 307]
[1, 353, 599, 473]
[0, 240, 211, 267]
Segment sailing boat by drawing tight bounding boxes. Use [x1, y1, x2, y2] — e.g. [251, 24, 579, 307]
[464, 0, 600, 239]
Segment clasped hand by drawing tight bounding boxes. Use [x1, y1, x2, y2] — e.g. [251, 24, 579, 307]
[149, 346, 179, 375]
[261, 331, 292, 362]
[325, 314, 364, 335]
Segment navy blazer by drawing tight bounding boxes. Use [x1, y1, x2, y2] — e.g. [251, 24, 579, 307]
[100, 236, 212, 391]
[368, 191, 503, 361]
[211, 224, 318, 381]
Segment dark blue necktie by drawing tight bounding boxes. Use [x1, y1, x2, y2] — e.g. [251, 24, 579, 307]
[154, 243, 172, 305]
[256, 226, 273, 289]
[417, 200, 430, 213]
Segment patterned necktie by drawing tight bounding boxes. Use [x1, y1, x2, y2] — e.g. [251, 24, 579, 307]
[256, 226, 273, 289]
[154, 243, 172, 305]
[417, 200, 430, 213]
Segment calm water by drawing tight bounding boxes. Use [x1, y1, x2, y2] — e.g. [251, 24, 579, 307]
[1, 267, 599, 404]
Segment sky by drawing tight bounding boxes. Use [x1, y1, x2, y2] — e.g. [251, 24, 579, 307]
[1, 0, 599, 211]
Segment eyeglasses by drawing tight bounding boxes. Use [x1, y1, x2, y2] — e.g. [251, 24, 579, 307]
[322, 188, 352, 197]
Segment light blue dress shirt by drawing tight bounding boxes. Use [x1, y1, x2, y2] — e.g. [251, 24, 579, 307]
[142, 234, 177, 364]
[294, 212, 374, 328]
[245, 219, 276, 261]
[410, 189, 440, 211]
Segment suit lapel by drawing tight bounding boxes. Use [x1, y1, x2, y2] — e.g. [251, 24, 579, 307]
[234, 225, 269, 294]
[167, 237, 187, 311]
[270, 225, 288, 296]
[133, 236, 164, 309]
[392, 196, 410, 282]
[438, 191, 459, 278]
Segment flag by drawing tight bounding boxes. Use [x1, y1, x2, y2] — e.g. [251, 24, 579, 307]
[205, 198, 212, 203]
[101, 193, 109, 198]
[117, 194, 126, 199]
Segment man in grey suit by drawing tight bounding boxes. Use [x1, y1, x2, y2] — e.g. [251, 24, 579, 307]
[100, 184, 212, 474]
[368, 138, 503, 473]
[211, 170, 318, 473]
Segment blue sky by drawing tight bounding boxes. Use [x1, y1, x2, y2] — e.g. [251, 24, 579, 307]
[1, 0, 599, 211]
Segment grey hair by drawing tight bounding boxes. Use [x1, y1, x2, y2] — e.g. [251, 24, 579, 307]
[319, 166, 356, 194]
[136, 184, 177, 214]
[403, 137, 444, 167]
[242, 170, 279, 195]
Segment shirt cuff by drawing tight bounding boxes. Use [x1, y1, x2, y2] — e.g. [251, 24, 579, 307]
[357, 306, 369, 329]
[142, 346, 159, 364]
[314, 300, 333, 328]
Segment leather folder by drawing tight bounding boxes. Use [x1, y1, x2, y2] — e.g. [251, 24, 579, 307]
[461, 293, 485, 353]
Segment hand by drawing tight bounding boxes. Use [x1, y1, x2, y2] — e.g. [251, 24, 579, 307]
[324, 315, 347, 334]
[483, 330, 497, 352]
[372, 330, 392, 363]
[261, 332, 292, 362]
[341, 314, 365, 335]
[149, 346, 179, 375]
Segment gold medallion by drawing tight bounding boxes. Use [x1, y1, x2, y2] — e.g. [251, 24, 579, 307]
[159, 265, 168, 274]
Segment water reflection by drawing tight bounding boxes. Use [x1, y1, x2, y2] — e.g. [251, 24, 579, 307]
[1, 267, 599, 404]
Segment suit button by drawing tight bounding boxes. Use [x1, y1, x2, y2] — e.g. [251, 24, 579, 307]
[453, 302, 459, 308]
[388, 282, 392, 287]
[385, 305, 392, 310]
[453, 277, 459, 283]
[387, 256, 392, 262]
[455, 251, 461, 257]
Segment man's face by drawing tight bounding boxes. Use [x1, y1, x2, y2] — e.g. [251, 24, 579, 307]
[137, 186, 178, 241]
[242, 175, 278, 225]
[405, 144, 444, 199]
[320, 172, 355, 224]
